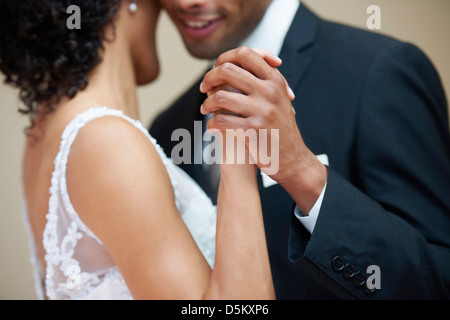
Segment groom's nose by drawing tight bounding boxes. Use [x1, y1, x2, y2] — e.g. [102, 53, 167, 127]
[174, 0, 208, 12]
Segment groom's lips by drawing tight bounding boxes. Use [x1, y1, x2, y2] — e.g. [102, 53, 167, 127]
[178, 16, 223, 39]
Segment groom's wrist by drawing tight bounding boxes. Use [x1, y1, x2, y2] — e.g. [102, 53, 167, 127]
[278, 152, 328, 215]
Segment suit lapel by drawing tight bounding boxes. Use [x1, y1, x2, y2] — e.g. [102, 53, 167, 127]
[278, 4, 321, 96]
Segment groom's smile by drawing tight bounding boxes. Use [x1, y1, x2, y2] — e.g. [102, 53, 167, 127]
[159, 0, 272, 59]
[177, 14, 223, 38]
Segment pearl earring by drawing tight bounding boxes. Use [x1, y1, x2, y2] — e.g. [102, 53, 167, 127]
[129, 1, 137, 13]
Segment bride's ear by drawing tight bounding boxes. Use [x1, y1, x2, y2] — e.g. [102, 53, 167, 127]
[114, 0, 139, 37]
[128, 0, 138, 13]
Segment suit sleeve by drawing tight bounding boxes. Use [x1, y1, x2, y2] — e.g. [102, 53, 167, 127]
[288, 41, 450, 299]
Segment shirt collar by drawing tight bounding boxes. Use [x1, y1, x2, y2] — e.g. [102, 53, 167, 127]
[239, 0, 301, 56]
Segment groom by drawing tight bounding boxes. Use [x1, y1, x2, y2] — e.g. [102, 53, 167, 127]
[150, 0, 450, 299]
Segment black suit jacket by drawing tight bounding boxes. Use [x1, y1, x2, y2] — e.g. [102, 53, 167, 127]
[150, 5, 450, 299]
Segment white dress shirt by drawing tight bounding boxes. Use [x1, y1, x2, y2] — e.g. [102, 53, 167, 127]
[239, 0, 326, 233]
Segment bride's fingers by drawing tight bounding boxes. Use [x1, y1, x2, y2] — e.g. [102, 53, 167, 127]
[205, 47, 295, 102]
[212, 47, 277, 82]
[201, 89, 252, 117]
[248, 48, 282, 68]
[251, 49, 295, 101]
[206, 112, 249, 133]
[214, 47, 282, 69]
[274, 68, 296, 101]
[201, 61, 260, 95]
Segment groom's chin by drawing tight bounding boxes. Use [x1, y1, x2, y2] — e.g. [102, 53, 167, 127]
[182, 39, 229, 61]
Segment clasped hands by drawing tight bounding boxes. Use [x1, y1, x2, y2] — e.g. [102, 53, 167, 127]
[200, 47, 327, 214]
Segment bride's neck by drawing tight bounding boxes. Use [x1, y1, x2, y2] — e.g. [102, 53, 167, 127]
[66, 29, 140, 120]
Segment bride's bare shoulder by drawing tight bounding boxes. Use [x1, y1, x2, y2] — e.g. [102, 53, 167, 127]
[67, 114, 169, 185]
[65, 114, 176, 235]
[69, 114, 154, 160]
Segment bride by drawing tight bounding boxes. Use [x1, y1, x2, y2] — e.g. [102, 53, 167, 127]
[0, 0, 280, 299]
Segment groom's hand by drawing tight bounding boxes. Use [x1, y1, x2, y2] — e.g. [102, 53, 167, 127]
[200, 47, 327, 214]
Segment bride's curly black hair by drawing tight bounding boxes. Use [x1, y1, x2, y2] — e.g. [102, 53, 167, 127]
[0, 0, 122, 129]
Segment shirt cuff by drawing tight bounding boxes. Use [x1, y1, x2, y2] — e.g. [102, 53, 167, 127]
[294, 182, 327, 234]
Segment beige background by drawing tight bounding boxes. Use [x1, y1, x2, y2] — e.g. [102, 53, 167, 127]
[1, 0, 449, 299]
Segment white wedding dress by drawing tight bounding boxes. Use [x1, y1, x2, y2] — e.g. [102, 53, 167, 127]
[22, 107, 217, 300]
